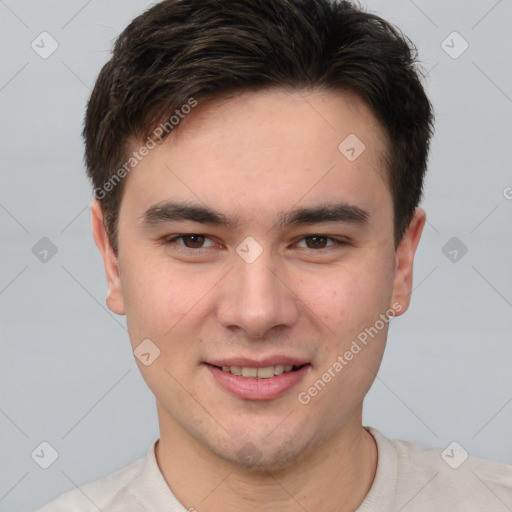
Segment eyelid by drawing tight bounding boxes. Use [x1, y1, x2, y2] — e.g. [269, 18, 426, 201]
[163, 233, 350, 252]
[294, 235, 349, 249]
[164, 234, 218, 249]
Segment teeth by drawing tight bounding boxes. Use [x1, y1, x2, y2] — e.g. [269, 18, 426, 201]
[219, 364, 300, 378]
[274, 365, 284, 375]
[241, 367, 257, 378]
[257, 366, 274, 378]
[230, 366, 242, 376]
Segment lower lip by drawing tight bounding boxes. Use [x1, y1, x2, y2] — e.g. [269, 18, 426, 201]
[204, 364, 311, 401]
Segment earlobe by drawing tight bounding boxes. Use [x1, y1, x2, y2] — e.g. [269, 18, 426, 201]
[390, 208, 426, 315]
[90, 200, 126, 316]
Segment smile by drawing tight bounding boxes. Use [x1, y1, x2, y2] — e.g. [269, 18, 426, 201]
[214, 364, 304, 379]
[203, 362, 311, 400]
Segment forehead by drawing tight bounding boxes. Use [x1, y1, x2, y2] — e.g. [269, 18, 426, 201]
[121, 88, 391, 227]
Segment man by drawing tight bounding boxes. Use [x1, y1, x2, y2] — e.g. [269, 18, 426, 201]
[37, 0, 512, 510]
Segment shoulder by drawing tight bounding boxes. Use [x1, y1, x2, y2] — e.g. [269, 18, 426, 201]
[368, 427, 512, 512]
[34, 454, 146, 512]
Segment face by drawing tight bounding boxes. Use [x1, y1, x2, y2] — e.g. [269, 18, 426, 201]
[92, 88, 425, 471]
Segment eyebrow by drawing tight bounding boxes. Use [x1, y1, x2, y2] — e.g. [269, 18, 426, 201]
[140, 200, 369, 230]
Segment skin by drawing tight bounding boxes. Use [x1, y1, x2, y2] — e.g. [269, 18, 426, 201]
[92, 88, 425, 511]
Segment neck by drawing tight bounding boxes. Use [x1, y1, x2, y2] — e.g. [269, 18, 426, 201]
[155, 410, 378, 512]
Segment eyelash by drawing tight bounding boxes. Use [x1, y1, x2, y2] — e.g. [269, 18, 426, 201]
[162, 234, 349, 253]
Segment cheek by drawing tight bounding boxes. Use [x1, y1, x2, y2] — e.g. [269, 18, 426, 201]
[299, 258, 395, 348]
[120, 254, 219, 363]
[121, 261, 203, 393]
[120, 255, 185, 343]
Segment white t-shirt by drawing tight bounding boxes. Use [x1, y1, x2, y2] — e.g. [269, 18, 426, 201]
[35, 427, 512, 511]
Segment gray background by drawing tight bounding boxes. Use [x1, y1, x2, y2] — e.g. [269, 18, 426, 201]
[1, 0, 511, 510]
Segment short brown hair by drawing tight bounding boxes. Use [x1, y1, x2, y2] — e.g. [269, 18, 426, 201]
[83, 0, 435, 253]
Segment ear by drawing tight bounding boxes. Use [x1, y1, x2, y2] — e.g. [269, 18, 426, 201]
[90, 200, 125, 315]
[390, 207, 426, 315]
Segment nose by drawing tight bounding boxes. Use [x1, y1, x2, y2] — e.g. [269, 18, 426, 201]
[216, 248, 300, 339]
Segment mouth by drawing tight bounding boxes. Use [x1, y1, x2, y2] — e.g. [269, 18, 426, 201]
[202, 359, 311, 400]
[205, 363, 308, 379]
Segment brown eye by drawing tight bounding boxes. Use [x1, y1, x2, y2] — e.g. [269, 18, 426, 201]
[296, 235, 347, 250]
[164, 234, 216, 250]
[181, 234, 206, 248]
[304, 235, 330, 249]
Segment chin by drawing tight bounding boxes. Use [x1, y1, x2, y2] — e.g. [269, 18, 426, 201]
[207, 428, 316, 473]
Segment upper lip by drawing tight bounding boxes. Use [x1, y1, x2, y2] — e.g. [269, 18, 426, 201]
[205, 356, 310, 368]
